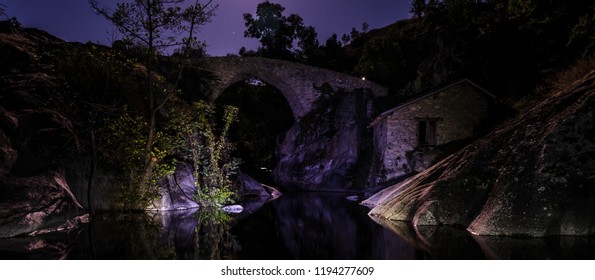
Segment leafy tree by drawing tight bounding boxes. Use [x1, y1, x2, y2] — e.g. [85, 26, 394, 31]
[243, 1, 318, 61]
[295, 25, 321, 63]
[165, 101, 240, 207]
[89, 0, 217, 208]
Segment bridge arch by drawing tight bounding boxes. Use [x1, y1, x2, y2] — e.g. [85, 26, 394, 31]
[202, 56, 387, 119]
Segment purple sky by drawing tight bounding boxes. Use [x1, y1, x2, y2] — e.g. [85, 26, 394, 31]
[3, 0, 411, 56]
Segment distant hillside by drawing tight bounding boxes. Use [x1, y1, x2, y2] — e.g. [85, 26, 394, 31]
[339, 0, 594, 109]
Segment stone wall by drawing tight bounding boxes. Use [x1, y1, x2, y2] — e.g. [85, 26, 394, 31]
[374, 82, 491, 182]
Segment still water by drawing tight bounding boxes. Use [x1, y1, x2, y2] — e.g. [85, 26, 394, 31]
[2, 192, 595, 259]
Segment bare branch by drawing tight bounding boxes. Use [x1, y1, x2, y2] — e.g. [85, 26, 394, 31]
[89, 0, 150, 46]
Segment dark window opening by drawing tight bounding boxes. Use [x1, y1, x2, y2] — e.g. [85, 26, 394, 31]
[418, 120, 437, 146]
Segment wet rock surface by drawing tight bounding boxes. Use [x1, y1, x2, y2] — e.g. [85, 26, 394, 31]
[366, 71, 595, 237]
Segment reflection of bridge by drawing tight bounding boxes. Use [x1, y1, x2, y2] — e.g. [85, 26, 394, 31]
[202, 56, 388, 119]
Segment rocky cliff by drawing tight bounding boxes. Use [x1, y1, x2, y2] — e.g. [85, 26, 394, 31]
[0, 28, 87, 238]
[273, 90, 373, 191]
[365, 71, 595, 237]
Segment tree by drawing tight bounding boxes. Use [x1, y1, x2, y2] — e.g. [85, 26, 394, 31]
[319, 33, 347, 70]
[89, 0, 217, 208]
[339, 22, 369, 45]
[243, 1, 318, 61]
[295, 25, 321, 63]
[411, 0, 427, 18]
[0, 2, 6, 19]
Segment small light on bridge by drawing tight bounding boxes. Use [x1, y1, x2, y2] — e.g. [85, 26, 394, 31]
[361, 77, 366, 81]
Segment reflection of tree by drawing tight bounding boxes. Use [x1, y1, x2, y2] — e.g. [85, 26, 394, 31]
[193, 209, 240, 259]
[151, 209, 239, 259]
[75, 210, 238, 259]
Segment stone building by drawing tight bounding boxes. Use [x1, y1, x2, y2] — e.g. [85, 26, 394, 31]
[370, 79, 495, 183]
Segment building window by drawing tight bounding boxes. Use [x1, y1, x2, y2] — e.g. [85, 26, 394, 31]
[418, 120, 437, 146]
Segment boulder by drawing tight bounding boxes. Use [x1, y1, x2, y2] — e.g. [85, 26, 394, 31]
[148, 163, 277, 211]
[237, 172, 270, 199]
[273, 91, 373, 191]
[147, 161, 199, 211]
[366, 71, 595, 236]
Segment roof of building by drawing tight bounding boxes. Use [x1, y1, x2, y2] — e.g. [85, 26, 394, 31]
[369, 79, 496, 127]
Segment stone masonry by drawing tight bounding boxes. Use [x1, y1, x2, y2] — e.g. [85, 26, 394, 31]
[371, 79, 494, 183]
[202, 56, 387, 119]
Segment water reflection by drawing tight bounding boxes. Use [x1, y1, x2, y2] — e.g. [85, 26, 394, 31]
[229, 192, 416, 259]
[67, 209, 238, 259]
[0, 229, 84, 259]
[4, 192, 595, 259]
[69, 192, 417, 259]
[372, 217, 595, 259]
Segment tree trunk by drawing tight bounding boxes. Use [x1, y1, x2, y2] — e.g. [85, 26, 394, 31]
[87, 130, 96, 214]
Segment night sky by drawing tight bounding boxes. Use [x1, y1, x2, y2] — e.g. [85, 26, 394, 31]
[3, 0, 411, 56]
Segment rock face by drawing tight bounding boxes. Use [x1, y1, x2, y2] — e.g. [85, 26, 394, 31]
[366, 71, 595, 237]
[0, 106, 87, 239]
[0, 169, 87, 239]
[65, 162, 123, 211]
[273, 91, 373, 191]
[147, 162, 200, 211]
[237, 171, 272, 199]
[0, 29, 87, 238]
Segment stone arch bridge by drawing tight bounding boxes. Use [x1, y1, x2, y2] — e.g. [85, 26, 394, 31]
[201, 56, 387, 119]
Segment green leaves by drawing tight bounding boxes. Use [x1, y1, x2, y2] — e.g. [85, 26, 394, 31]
[166, 101, 240, 207]
[102, 110, 176, 209]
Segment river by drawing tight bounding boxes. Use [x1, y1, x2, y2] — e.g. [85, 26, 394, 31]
[2, 192, 595, 259]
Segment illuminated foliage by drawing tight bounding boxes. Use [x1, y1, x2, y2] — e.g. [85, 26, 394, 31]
[88, 0, 224, 208]
[102, 110, 176, 209]
[165, 101, 240, 207]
